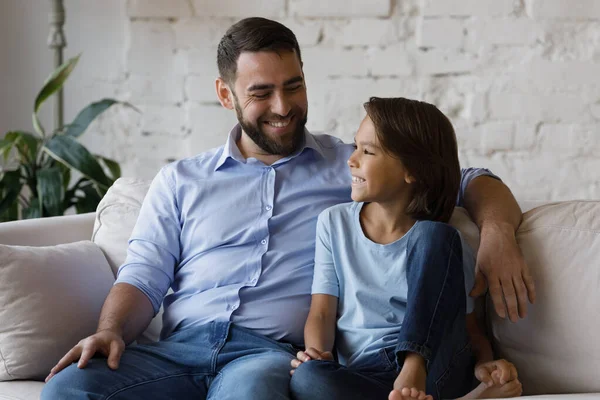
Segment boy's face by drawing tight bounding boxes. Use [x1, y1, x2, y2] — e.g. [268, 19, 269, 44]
[216, 50, 308, 157]
[348, 116, 414, 204]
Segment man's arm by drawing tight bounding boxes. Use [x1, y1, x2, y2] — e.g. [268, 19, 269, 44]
[463, 174, 536, 322]
[46, 283, 153, 381]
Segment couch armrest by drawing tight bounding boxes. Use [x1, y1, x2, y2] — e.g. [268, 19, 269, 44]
[0, 212, 95, 246]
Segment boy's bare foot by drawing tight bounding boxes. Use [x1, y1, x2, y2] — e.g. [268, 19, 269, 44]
[389, 387, 432, 400]
[389, 353, 433, 400]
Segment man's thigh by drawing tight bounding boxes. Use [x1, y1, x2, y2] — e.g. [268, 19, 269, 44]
[41, 341, 213, 400]
[208, 351, 295, 400]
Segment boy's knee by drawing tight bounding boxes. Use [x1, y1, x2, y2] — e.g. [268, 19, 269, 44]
[411, 221, 460, 250]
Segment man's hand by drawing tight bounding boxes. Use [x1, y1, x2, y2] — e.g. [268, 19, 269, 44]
[289, 347, 334, 375]
[45, 329, 125, 382]
[470, 222, 536, 322]
[475, 359, 518, 387]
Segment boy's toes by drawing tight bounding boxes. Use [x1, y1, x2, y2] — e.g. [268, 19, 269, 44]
[389, 389, 403, 400]
[505, 379, 523, 396]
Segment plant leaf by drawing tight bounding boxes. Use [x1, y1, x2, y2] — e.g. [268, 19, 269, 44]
[97, 155, 121, 180]
[37, 167, 64, 217]
[74, 183, 102, 214]
[43, 135, 112, 188]
[65, 99, 117, 138]
[32, 54, 81, 136]
[22, 197, 41, 219]
[4, 131, 40, 163]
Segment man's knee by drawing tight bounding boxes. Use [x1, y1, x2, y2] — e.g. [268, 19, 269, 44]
[41, 363, 98, 399]
[290, 360, 337, 399]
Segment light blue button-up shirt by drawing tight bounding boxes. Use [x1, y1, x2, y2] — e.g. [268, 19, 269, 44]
[115, 124, 498, 346]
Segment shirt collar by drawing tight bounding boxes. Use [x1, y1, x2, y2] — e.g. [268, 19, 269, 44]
[214, 124, 327, 171]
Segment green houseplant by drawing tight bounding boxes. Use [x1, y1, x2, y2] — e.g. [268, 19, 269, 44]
[0, 55, 134, 222]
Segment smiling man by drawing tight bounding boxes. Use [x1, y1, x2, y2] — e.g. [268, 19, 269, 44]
[42, 17, 535, 400]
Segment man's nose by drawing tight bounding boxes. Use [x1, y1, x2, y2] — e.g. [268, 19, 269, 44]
[271, 93, 292, 117]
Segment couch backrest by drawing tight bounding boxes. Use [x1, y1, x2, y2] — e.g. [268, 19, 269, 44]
[93, 178, 600, 395]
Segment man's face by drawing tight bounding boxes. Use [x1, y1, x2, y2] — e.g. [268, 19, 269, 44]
[229, 50, 308, 156]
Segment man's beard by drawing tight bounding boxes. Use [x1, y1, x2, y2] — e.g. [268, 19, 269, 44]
[234, 101, 307, 157]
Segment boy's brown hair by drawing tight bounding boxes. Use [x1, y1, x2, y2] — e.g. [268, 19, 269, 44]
[363, 97, 461, 223]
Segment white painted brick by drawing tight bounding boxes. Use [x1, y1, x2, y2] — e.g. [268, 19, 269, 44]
[539, 22, 600, 62]
[533, 0, 600, 19]
[395, 0, 421, 16]
[422, 76, 483, 120]
[322, 19, 397, 46]
[185, 75, 217, 102]
[465, 153, 513, 186]
[124, 75, 185, 104]
[303, 48, 369, 78]
[127, 21, 177, 77]
[140, 105, 187, 135]
[367, 46, 413, 76]
[488, 93, 590, 122]
[184, 103, 238, 153]
[180, 48, 220, 77]
[513, 124, 537, 150]
[479, 121, 515, 152]
[174, 18, 234, 48]
[591, 103, 600, 121]
[453, 119, 480, 150]
[276, 19, 323, 47]
[130, 132, 187, 166]
[417, 18, 466, 48]
[192, 0, 286, 18]
[511, 154, 558, 187]
[423, 0, 515, 17]
[476, 18, 544, 46]
[511, 59, 600, 91]
[539, 124, 600, 156]
[416, 49, 478, 75]
[127, 0, 193, 18]
[290, 0, 391, 17]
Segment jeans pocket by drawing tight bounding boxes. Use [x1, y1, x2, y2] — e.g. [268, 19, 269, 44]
[377, 348, 398, 372]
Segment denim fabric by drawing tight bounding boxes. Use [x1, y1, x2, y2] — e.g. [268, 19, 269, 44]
[41, 323, 297, 400]
[290, 221, 476, 400]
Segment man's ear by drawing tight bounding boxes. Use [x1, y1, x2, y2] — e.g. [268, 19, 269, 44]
[216, 77, 234, 110]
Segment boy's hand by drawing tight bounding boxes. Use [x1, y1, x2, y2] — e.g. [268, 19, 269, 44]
[475, 359, 518, 387]
[289, 347, 334, 375]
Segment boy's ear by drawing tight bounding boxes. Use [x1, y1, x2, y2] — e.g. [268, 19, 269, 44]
[216, 77, 234, 110]
[405, 173, 416, 184]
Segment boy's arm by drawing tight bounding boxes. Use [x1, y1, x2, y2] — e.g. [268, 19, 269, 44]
[304, 294, 338, 354]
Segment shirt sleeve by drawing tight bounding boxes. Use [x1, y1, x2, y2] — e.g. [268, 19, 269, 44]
[456, 167, 502, 208]
[311, 211, 340, 298]
[114, 167, 181, 315]
[459, 233, 476, 314]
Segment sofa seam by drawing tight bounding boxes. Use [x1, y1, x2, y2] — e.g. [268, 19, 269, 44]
[0, 343, 15, 379]
[518, 225, 600, 235]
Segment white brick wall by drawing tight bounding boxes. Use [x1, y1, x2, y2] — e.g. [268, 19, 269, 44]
[84, 0, 600, 200]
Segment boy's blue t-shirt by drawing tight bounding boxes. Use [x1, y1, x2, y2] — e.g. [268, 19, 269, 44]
[311, 202, 476, 369]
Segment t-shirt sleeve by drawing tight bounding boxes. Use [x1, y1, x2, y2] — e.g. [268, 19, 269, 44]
[456, 167, 502, 207]
[459, 233, 476, 314]
[311, 211, 340, 297]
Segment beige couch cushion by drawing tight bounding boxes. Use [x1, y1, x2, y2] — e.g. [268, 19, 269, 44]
[0, 381, 44, 400]
[490, 200, 600, 395]
[0, 241, 114, 381]
[92, 177, 162, 343]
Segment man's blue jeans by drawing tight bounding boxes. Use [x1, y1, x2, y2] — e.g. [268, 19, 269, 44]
[41, 322, 297, 399]
[290, 221, 476, 400]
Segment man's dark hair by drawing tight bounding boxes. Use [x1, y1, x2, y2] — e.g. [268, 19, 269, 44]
[363, 97, 461, 223]
[217, 17, 302, 85]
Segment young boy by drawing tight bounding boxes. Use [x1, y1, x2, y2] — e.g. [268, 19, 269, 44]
[289, 97, 522, 400]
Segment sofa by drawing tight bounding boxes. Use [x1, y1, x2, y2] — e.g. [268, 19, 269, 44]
[0, 177, 598, 400]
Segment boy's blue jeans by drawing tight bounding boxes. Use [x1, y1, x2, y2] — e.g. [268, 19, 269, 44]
[41, 322, 297, 399]
[290, 221, 476, 400]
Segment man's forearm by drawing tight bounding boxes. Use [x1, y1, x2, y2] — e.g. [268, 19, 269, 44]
[463, 176, 522, 234]
[97, 282, 155, 345]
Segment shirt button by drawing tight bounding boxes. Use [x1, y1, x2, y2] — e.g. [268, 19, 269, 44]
[265, 205, 272, 211]
[261, 239, 267, 245]
[251, 278, 258, 284]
